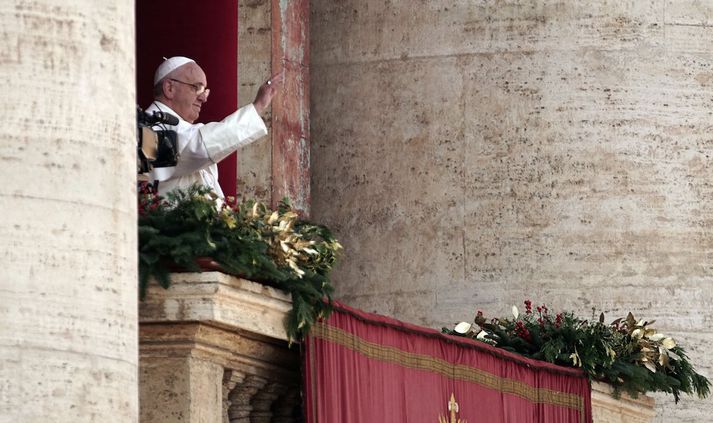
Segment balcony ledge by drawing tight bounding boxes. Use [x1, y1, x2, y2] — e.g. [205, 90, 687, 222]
[592, 381, 656, 423]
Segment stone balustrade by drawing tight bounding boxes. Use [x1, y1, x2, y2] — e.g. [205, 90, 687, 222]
[139, 272, 656, 423]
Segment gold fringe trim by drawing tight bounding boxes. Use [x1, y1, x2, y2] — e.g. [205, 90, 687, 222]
[312, 322, 586, 423]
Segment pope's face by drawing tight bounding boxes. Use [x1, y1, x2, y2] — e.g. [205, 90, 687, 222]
[165, 63, 209, 123]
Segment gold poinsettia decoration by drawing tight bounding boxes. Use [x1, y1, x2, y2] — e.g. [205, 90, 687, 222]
[620, 312, 678, 373]
[243, 200, 342, 281]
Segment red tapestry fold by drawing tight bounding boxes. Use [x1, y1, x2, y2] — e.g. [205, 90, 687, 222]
[304, 302, 592, 423]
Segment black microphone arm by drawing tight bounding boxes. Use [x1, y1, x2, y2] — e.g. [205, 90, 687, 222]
[137, 106, 180, 126]
[149, 111, 179, 126]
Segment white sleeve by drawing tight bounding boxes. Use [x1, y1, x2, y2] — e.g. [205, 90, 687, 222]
[199, 103, 268, 163]
[152, 104, 268, 181]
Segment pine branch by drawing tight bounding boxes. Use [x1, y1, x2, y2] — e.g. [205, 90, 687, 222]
[137, 184, 343, 340]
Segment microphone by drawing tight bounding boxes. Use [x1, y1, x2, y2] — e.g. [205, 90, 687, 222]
[150, 111, 179, 126]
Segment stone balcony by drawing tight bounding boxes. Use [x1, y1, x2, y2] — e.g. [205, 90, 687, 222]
[139, 272, 302, 423]
[138, 272, 656, 423]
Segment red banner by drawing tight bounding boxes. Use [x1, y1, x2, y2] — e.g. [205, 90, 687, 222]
[304, 303, 592, 423]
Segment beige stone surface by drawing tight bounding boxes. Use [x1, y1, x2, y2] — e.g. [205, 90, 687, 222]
[592, 382, 655, 423]
[238, 0, 273, 204]
[140, 357, 224, 423]
[139, 273, 300, 423]
[310, 1, 713, 421]
[0, 1, 137, 422]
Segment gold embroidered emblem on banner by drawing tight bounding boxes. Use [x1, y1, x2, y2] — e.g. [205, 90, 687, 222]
[438, 393, 467, 423]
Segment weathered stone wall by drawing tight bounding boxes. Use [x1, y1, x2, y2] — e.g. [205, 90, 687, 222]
[238, 0, 273, 204]
[310, 1, 713, 421]
[0, 1, 137, 422]
[238, 0, 311, 214]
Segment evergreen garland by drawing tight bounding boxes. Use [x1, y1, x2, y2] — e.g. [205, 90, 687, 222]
[443, 301, 710, 402]
[138, 184, 342, 341]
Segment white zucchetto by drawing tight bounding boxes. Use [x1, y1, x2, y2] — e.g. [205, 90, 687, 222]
[153, 56, 196, 84]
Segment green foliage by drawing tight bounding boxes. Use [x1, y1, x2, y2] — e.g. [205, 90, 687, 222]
[138, 184, 342, 341]
[443, 301, 710, 402]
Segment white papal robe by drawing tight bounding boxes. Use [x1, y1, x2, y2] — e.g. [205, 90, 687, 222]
[145, 100, 268, 198]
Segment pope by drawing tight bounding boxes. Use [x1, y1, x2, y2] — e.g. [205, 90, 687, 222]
[145, 56, 283, 197]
